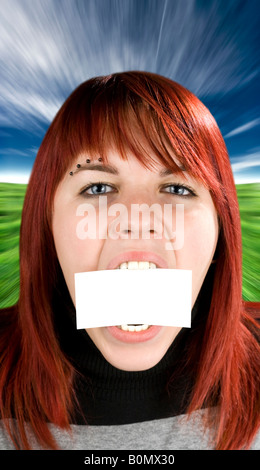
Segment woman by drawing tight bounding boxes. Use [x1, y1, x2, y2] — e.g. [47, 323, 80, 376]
[0, 71, 259, 450]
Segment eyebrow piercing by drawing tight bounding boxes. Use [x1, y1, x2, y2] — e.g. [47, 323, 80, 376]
[69, 162, 82, 175]
[69, 157, 102, 175]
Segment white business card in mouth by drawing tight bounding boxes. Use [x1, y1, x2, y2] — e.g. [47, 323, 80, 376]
[75, 269, 192, 329]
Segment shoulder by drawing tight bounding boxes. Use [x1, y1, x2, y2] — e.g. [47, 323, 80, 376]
[0, 411, 213, 450]
[1, 411, 259, 450]
[0, 420, 16, 449]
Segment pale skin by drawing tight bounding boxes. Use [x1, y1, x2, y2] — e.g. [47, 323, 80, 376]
[52, 149, 219, 371]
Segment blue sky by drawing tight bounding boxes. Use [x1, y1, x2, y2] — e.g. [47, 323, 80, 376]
[0, 0, 260, 184]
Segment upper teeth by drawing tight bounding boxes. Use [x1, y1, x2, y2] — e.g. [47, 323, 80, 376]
[118, 261, 157, 269]
[118, 324, 150, 331]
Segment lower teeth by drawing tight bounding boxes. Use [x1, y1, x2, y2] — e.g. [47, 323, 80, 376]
[118, 324, 150, 332]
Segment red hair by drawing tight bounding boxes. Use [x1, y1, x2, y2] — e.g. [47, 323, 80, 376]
[0, 72, 259, 449]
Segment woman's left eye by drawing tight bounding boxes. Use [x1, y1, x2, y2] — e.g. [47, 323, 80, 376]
[160, 184, 195, 197]
[82, 183, 116, 196]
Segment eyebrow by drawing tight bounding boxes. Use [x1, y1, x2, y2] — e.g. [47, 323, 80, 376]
[72, 164, 119, 176]
[71, 163, 185, 177]
[159, 167, 185, 177]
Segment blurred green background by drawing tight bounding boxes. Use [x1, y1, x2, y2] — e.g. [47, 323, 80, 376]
[0, 182, 259, 308]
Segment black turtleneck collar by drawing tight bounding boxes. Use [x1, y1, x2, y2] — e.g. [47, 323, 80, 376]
[53, 265, 214, 425]
[61, 325, 194, 425]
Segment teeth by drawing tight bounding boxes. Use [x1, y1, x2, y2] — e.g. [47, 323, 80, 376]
[118, 324, 150, 332]
[118, 261, 157, 269]
[149, 262, 157, 269]
[119, 262, 128, 269]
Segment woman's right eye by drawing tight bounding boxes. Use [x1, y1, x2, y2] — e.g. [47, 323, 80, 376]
[81, 183, 116, 196]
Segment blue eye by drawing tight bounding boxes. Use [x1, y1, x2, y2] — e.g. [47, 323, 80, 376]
[161, 184, 195, 197]
[83, 183, 115, 196]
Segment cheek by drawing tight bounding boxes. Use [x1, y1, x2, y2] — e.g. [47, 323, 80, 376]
[187, 214, 217, 259]
[175, 207, 218, 301]
[52, 209, 103, 301]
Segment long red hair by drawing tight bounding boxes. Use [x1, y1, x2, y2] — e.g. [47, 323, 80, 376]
[0, 72, 259, 449]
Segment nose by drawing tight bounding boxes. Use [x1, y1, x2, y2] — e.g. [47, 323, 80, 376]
[119, 223, 158, 240]
[108, 200, 164, 240]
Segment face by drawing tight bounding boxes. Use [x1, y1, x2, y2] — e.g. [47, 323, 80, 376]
[52, 149, 219, 371]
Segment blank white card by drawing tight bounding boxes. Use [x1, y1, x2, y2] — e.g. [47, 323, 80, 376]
[75, 269, 192, 329]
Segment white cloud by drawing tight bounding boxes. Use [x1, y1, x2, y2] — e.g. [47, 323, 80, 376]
[0, 147, 38, 158]
[232, 159, 260, 172]
[231, 151, 260, 183]
[0, 0, 259, 130]
[225, 119, 260, 139]
[0, 171, 30, 184]
[234, 175, 260, 184]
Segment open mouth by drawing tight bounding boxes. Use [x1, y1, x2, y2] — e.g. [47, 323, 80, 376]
[104, 253, 166, 338]
[115, 260, 158, 331]
[108, 324, 161, 343]
[106, 250, 168, 271]
[116, 261, 157, 270]
[117, 324, 150, 332]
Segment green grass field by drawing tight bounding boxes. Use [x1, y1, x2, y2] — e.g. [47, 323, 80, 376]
[0, 183, 27, 308]
[0, 182, 259, 308]
[236, 183, 260, 302]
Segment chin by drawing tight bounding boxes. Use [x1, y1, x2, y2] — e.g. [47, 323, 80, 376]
[86, 325, 181, 371]
[100, 346, 169, 372]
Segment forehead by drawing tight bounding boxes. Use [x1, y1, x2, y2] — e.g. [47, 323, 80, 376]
[69, 147, 185, 177]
